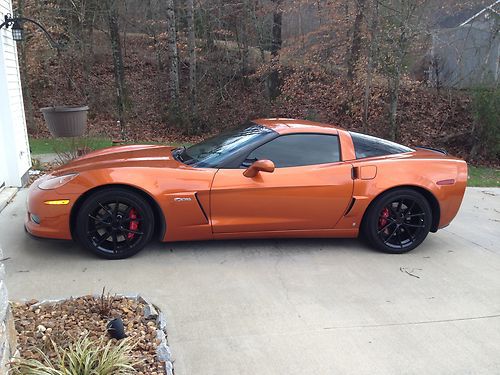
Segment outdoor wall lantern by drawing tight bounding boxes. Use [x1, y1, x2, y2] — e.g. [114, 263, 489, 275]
[0, 13, 62, 49]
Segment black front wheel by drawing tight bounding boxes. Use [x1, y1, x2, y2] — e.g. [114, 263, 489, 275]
[361, 189, 432, 254]
[75, 188, 155, 259]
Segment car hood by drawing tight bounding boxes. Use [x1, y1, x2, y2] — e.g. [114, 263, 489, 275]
[53, 144, 183, 175]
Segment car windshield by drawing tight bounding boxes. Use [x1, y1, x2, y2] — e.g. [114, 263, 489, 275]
[175, 122, 275, 168]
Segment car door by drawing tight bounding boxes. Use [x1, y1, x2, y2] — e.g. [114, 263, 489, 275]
[210, 133, 354, 233]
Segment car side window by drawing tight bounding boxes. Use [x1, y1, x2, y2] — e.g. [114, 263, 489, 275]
[243, 134, 341, 168]
[349, 131, 413, 159]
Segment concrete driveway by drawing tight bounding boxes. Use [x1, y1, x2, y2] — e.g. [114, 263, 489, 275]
[1, 187, 499, 374]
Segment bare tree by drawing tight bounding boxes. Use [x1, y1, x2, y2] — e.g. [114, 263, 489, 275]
[347, 0, 367, 81]
[268, 0, 282, 100]
[236, 0, 251, 76]
[187, 0, 197, 117]
[103, 0, 127, 135]
[81, 0, 97, 100]
[363, 0, 379, 130]
[61, 0, 98, 100]
[166, 0, 180, 111]
[144, 0, 164, 72]
[377, 0, 426, 140]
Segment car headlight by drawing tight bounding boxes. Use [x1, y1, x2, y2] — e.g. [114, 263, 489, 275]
[38, 173, 79, 190]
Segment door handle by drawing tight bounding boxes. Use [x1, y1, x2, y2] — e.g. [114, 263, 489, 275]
[351, 167, 359, 180]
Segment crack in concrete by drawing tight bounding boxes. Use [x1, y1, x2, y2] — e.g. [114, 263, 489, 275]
[442, 228, 497, 254]
[323, 313, 500, 330]
[175, 313, 500, 344]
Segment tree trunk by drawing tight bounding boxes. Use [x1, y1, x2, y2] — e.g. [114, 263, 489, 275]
[187, 0, 197, 118]
[166, 0, 180, 111]
[237, 1, 251, 76]
[17, 0, 35, 131]
[201, 7, 215, 51]
[105, 0, 127, 135]
[388, 30, 408, 141]
[145, 0, 163, 72]
[347, 0, 367, 81]
[388, 70, 401, 141]
[122, 1, 128, 58]
[82, 1, 96, 101]
[268, 0, 282, 101]
[362, 0, 379, 131]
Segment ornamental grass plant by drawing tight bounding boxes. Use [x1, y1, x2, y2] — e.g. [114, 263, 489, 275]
[9, 335, 139, 375]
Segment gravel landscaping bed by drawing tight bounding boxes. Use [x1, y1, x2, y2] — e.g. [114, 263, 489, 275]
[11, 294, 172, 374]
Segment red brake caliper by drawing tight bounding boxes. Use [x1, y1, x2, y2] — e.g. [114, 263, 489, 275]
[379, 207, 390, 231]
[127, 208, 139, 240]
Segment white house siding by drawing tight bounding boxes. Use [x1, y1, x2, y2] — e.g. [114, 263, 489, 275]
[0, 0, 31, 188]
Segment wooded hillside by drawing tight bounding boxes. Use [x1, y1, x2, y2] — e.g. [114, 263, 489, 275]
[15, 0, 500, 165]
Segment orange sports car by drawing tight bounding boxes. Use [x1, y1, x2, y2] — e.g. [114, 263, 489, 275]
[26, 119, 467, 259]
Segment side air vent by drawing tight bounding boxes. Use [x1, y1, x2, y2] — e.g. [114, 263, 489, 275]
[194, 193, 208, 221]
[344, 198, 356, 216]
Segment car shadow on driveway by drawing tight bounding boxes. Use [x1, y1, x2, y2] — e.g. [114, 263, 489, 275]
[140, 237, 375, 259]
[22, 234, 374, 261]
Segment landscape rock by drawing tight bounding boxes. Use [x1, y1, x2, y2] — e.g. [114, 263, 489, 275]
[156, 342, 172, 362]
[157, 312, 167, 331]
[143, 303, 158, 320]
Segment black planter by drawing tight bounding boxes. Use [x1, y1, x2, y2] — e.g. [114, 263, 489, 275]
[107, 317, 127, 340]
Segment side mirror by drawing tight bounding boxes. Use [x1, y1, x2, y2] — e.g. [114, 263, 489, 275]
[243, 159, 275, 178]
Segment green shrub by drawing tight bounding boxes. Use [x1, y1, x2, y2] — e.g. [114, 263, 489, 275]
[471, 87, 500, 159]
[9, 336, 139, 375]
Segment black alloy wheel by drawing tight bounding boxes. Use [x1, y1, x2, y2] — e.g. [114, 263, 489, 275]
[362, 189, 432, 254]
[75, 188, 155, 259]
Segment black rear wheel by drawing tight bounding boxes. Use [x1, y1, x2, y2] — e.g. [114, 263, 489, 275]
[362, 189, 432, 254]
[75, 188, 154, 259]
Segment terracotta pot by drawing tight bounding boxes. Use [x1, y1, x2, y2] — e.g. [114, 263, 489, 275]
[40, 105, 89, 137]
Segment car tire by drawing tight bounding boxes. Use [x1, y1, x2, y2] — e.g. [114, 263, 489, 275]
[75, 188, 155, 259]
[361, 188, 432, 254]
